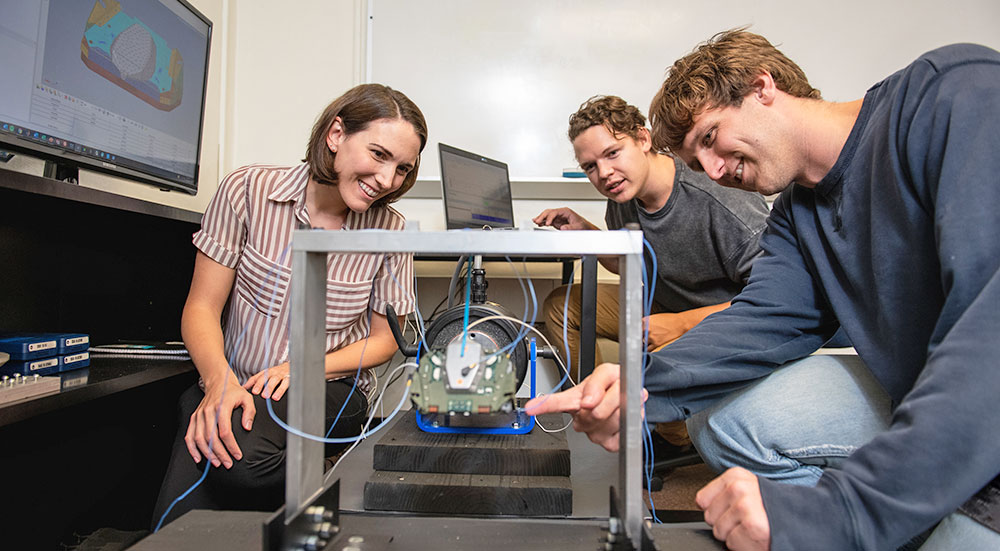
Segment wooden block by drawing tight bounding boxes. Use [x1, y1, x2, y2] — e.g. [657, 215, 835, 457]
[372, 409, 571, 476]
[363, 470, 572, 516]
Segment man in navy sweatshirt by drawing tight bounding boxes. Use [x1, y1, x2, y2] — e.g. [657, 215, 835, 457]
[527, 30, 1000, 550]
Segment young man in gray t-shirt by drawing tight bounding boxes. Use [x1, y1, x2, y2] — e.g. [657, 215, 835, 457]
[534, 95, 768, 448]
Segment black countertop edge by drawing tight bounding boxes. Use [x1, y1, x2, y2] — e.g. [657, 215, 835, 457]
[0, 359, 196, 427]
[0, 166, 202, 225]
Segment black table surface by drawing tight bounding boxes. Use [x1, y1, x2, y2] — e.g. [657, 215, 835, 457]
[132, 509, 723, 551]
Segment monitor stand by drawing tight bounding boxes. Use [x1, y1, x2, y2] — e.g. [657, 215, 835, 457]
[43, 160, 78, 184]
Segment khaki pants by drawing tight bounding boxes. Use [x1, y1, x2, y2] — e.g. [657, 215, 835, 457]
[542, 283, 689, 446]
[542, 282, 622, 381]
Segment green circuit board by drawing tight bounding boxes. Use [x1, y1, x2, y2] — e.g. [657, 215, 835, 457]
[410, 344, 517, 415]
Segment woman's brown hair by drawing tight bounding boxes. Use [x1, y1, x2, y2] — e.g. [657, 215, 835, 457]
[305, 84, 427, 207]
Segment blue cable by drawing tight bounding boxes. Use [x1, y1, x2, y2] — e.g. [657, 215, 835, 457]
[265, 368, 413, 444]
[275, 255, 412, 441]
[640, 236, 662, 522]
[263, 253, 419, 444]
[480, 257, 536, 363]
[154, 242, 291, 532]
[530, 260, 575, 401]
[153, 457, 210, 532]
[460, 256, 472, 357]
[561, 265, 574, 377]
[456, 257, 537, 381]
[324, 302, 373, 437]
[643, 420, 662, 523]
[506, 256, 537, 338]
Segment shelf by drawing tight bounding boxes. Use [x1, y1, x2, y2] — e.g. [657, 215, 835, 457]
[0, 166, 201, 224]
[0, 357, 195, 427]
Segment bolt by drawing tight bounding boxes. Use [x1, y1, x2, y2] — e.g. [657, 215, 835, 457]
[304, 506, 330, 523]
[318, 521, 338, 538]
[608, 517, 620, 534]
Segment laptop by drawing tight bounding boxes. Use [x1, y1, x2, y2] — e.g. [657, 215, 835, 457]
[438, 143, 516, 230]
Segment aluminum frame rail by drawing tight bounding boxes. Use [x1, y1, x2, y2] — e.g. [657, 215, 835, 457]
[285, 228, 646, 549]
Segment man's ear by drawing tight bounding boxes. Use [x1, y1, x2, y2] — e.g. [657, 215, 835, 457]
[752, 72, 778, 106]
[636, 127, 653, 153]
[326, 117, 345, 152]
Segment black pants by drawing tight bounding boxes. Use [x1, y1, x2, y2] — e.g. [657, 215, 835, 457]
[150, 379, 368, 529]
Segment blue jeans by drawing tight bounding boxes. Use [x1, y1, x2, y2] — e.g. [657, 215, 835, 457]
[685, 354, 999, 549]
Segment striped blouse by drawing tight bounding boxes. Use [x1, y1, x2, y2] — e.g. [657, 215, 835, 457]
[192, 163, 415, 393]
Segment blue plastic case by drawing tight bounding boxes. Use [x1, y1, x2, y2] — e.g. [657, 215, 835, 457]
[1, 356, 61, 376]
[59, 351, 91, 372]
[0, 335, 59, 360]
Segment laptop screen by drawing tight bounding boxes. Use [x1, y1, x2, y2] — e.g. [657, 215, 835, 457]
[439, 143, 515, 229]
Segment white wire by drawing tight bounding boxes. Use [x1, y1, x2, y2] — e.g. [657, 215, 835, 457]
[368, 367, 379, 407]
[325, 362, 415, 481]
[466, 314, 576, 387]
[464, 314, 576, 433]
[266, 361, 414, 444]
[536, 415, 574, 433]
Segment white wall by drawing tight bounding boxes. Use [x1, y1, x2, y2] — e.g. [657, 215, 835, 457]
[57, 1, 1000, 221]
[371, 0, 1000, 181]
[222, 0, 365, 173]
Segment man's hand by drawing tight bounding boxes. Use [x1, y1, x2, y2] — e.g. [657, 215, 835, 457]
[696, 467, 772, 551]
[524, 363, 647, 451]
[645, 303, 730, 351]
[644, 313, 688, 351]
[533, 207, 598, 231]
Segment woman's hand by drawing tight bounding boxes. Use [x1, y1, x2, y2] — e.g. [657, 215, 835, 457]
[184, 375, 256, 469]
[244, 362, 291, 401]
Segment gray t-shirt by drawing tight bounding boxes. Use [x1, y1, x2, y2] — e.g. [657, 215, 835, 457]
[605, 157, 769, 313]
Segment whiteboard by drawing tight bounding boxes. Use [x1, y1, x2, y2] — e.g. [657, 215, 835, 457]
[371, 0, 1000, 181]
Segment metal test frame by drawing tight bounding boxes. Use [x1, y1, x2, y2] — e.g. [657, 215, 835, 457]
[285, 228, 647, 549]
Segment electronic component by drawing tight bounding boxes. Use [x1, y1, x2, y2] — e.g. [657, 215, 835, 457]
[410, 338, 517, 416]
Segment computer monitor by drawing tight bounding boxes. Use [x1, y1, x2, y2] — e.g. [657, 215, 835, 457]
[439, 143, 515, 229]
[0, 0, 212, 195]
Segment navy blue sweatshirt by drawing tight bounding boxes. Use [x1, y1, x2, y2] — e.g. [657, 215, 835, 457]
[644, 44, 1000, 550]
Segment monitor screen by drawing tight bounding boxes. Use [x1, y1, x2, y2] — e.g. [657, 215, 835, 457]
[0, 0, 212, 194]
[439, 143, 515, 229]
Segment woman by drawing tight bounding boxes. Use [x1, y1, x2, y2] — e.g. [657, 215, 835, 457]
[152, 84, 426, 527]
